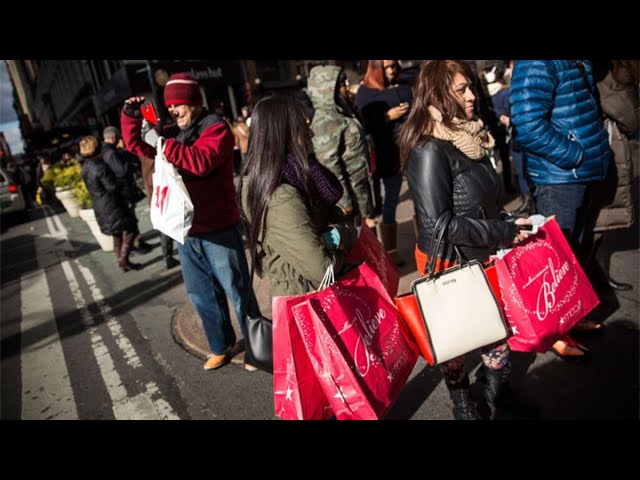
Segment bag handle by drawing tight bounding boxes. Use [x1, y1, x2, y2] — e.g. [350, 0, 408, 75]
[424, 211, 464, 277]
[156, 136, 165, 156]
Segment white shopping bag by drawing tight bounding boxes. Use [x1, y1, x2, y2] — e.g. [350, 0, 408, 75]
[150, 137, 194, 244]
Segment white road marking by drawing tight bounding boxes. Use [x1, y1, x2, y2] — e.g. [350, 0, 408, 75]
[20, 270, 79, 420]
[74, 260, 180, 420]
[23, 206, 180, 419]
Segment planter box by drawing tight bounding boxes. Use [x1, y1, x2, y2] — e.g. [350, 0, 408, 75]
[78, 208, 114, 252]
[55, 187, 81, 218]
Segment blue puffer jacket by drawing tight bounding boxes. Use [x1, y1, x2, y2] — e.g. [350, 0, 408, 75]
[510, 60, 610, 185]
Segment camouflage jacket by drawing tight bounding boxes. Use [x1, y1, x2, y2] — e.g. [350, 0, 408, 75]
[308, 65, 370, 212]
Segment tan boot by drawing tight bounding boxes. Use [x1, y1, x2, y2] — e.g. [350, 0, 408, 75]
[378, 222, 405, 266]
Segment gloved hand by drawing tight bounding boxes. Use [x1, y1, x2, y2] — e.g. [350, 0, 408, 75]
[142, 120, 161, 147]
[123, 96, 145, 118]
[321, 227, 341, 250]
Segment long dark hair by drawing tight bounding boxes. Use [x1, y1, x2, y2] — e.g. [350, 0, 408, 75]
[398, 60, 475, 173]
[241, 94, 317, 277]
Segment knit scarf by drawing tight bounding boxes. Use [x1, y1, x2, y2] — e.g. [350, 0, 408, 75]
[428, 105, 495, 160]
[281, 153, 343, 207]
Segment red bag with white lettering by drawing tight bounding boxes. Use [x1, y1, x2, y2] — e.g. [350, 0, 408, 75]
[292, 263, 418, 420]
[495, 217, 599, 353]
[345, 220, 400, 297]
[272, 294, 333, 420]
[150, 137, 194, 244]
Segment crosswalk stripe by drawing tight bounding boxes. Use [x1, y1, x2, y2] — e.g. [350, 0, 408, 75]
[30, 204, 180, 420]
[61, 260, 154, 419]
[74, 260, 180, 420]
[20, 270, 79, 420]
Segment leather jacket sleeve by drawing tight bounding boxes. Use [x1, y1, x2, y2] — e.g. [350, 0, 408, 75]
[407, 141, 518, 252]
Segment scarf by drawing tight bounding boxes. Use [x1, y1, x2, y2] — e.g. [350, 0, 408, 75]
[428, 105, 495, 160]
[281, 153, 343, 207]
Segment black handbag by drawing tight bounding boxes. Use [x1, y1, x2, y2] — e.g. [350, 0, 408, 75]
[244, 254, 311, 375]
[244, 251, 273, 374]
[244, 314, 273, 374]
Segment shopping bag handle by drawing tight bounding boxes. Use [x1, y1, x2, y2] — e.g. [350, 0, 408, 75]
[156, 136, 165, 156]
[425, 211, 464, 277]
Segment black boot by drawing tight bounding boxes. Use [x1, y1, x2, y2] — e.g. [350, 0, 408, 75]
[483, 364, 538, 419]
[447, 377, 481, 420]
[160, 233, 179, 269]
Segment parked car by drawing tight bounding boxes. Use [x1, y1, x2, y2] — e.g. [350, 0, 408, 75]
[0, 166, 26, 215]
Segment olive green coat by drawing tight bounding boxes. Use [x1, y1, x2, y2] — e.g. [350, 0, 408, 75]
[242, 181, 357, 297]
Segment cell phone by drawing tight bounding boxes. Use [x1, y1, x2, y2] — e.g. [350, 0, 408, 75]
[141, 103, 159, 125]
[518, 224, 538, 234]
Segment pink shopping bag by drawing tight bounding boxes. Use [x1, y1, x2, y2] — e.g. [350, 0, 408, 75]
[495, 218, 600, 353]
[344, 220, 400, 297]
[292, 263, 418, 420]
[272, 294, 333, 420]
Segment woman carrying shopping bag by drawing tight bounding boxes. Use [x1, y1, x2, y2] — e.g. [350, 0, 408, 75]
[397, 60, 537, 420]
[240, 94, 358, 419]
[240, 94, 357, 298]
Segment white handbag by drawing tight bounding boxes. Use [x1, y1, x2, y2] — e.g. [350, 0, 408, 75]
[411, 212, 509, 364]
[150, 137, 194, 244]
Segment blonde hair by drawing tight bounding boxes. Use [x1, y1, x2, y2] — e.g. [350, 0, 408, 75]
[79, 136, 99, 157]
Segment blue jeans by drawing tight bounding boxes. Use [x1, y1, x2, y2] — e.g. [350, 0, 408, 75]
[177, 223, 260, 355]
[535, 183, 590, 256]
[382, 174, 403, 224]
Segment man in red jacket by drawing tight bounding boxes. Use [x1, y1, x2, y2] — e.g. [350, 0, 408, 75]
[121, 73, 260, 371]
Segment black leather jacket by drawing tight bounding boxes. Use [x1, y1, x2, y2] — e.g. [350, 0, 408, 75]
[407, 138, 518, 264]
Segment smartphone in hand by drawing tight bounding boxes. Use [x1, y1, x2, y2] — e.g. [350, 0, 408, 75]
[518, 224, 539, 234]
[141, 103, 159, 125]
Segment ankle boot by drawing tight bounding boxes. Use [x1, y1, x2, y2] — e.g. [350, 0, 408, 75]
[378, 222, 405, 266]
[446, 377, 480, 420]
[483, 364, 538, 419]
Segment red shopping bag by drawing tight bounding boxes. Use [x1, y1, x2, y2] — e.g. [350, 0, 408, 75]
[345, 220, 400, 297]
[495, 218, 599, 353]
[272, 294, 333, 420]
[292, 263, 418, 420]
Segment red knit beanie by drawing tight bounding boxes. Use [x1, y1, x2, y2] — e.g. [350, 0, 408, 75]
[163, 73, 203, 107]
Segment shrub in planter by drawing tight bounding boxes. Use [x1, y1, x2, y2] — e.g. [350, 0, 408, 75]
[41, 164, 83, 191]
[73, 180, 93, 209]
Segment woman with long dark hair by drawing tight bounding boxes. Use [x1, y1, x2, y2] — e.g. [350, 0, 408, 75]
[398, 60, 536, 420]
[240, 95, 357, 297]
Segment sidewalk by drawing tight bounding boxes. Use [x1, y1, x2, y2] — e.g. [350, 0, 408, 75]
[171, 179, 526, 360]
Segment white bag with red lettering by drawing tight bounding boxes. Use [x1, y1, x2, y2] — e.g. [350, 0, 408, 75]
[150, 137, 194, 244]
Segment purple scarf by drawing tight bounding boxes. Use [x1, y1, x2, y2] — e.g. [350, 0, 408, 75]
[281, 153, 343, 207]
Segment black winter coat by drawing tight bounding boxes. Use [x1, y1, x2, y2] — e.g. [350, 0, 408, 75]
[355, 82, 412, 178]
[81, 154, 137, 235]
[102, 143, 141, 206]
[407, 138, 518, 264]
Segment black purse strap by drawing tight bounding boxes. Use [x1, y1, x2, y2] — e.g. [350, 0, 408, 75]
[424, 211, 464, 277]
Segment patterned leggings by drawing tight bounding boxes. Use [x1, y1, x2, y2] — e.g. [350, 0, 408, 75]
[439, 341, 510, 386]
